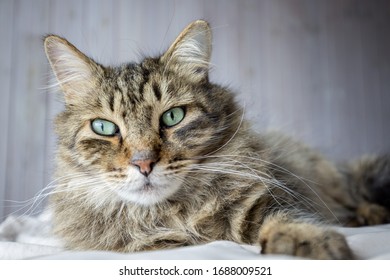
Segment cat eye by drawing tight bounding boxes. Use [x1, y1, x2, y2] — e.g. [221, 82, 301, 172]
[161, 107, 185, 127]
[91, 119, 119, 136]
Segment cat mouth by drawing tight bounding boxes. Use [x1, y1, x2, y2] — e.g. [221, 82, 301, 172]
[131, 179, 161, 194]
[115, 182, 160, 203]
[115, 172, 181, 205]
[140, 183, 155, 192]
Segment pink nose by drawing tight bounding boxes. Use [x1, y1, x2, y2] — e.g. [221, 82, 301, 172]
[131, 151, 158, 177]
[131, 159, 155, 177]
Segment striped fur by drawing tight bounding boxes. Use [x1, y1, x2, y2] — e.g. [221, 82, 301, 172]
[44, 20, 390, 259]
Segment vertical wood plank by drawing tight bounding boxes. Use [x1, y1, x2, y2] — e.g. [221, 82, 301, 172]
[4, 0, 50, 218]
[0, 0, 15, 220]
[82, 0, 114, 65]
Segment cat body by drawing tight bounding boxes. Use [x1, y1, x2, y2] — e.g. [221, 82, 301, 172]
[44, 20, 390, 259]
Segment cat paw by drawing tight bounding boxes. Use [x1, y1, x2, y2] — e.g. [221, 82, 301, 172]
[355, 202, 390, 226]
[259, 219, 353, 259]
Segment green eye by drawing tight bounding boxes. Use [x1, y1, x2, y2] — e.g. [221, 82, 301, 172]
[161, 107, 185, 127]
[91, 119, 119, 136]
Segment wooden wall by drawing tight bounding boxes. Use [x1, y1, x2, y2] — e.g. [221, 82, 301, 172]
[1, 0, 389, 220]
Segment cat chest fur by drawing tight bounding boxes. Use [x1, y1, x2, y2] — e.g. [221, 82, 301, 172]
[50, 177, 271, 252]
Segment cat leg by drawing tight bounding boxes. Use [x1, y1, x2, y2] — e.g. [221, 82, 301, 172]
[258, 213, 353, 259]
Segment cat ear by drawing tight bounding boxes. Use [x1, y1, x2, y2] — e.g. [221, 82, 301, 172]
[161, 20, 212, 82]
[44, 35, 103, 103]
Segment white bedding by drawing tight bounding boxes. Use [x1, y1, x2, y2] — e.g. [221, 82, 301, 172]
[1, 211, 390, 260]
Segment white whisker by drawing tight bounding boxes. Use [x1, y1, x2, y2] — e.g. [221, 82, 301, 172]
[184, 153, 338, 222]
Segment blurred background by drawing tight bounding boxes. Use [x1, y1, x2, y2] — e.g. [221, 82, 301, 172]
[1, 0, 389, 220]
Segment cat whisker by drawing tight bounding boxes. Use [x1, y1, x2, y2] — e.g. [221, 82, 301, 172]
[185, 163, 325, 214]
[4, 172, 108, 218]
[186, 155, 338, 222]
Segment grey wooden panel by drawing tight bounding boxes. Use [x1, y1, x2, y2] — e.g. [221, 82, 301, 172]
[1, 0, 389, 221]
[0, 0, 14, 220]
[238, 0, 390, 160]
[3, 0, 50, 218]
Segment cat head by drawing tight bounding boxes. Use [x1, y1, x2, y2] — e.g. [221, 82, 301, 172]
[45, 20, 241, 206]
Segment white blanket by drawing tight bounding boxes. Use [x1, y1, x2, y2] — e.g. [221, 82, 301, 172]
[1, 211, 390, 260]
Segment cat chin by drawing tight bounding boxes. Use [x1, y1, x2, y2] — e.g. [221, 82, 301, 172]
[114, 176, 181, 206]
[115, 185, 178, 206]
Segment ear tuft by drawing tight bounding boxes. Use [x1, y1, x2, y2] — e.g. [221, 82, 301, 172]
[44, 35, 102, 103]
[162, 20, 212, 81]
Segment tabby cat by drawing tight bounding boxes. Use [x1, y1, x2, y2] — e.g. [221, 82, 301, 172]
[44, 20, 390, 259]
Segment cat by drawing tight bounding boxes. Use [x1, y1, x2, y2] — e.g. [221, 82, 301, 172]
[43, 20, 390, 259]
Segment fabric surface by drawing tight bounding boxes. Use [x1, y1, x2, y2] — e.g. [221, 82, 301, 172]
[1, 212, 389, 260]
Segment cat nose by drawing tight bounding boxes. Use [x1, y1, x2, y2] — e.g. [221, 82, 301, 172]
[132, 159, 156, 177]
[131, 151, 158, 177]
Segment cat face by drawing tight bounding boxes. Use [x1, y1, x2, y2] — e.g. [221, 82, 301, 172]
[45, 21, 240, 206]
